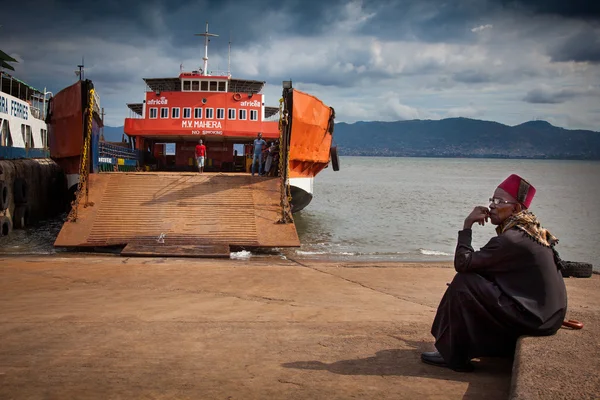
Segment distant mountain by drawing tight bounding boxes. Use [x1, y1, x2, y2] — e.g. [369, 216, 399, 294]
[333, 118, 600, 160]
[103, 118, 600, 160]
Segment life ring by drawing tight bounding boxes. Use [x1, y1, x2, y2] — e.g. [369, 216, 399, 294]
[233, 93, 242, 101]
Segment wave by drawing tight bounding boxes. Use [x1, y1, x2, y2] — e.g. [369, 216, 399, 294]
[295, 250, 356, 256]
[419, 248, 453, 256]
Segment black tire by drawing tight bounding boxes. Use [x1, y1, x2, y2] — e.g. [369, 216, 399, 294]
[0, 181, 8, 211]
[0, 215, 11, 237]
[561, 261, 593, 278]
[13, 178, 28, 204]
[13, 205, 30, 229]
[330, 146, 340, 171]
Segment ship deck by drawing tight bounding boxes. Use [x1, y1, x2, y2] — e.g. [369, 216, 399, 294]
[54, 172, 299, 256]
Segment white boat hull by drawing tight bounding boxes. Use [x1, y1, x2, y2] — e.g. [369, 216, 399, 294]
[289, 176, 314, 213]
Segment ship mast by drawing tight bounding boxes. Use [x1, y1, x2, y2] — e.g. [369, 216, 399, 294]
[194, 22, 218, 76]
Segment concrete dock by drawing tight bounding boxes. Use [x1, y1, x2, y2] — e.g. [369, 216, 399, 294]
[0, 255, 598, 399]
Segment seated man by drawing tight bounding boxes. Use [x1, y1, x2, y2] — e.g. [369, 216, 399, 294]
[422, 174, 567, 372]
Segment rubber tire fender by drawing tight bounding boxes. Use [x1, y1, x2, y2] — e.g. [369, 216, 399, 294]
[0, 215, 12, 237]
[561, 261, 593, 278]
[13, 178, 28, 204]
[0, 181, 8, 211]
[330, 146, 340, 172]
[13, 204, 30, 229]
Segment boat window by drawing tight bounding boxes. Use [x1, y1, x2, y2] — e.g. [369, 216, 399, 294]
[205, 108, 214, 119]
[194, 107, 202, 119]
[149, 107, 158, 118]
[209, 81, 218, 92]
[40, 128, 47, 148]
[201, 81, 208, 91]
[183, 107, 191, 119]
[250, 110, 258, 121]
[228, 108, 236, 120]
[216, 108, 225, 119]
[238, 109, 247, 120]
[25, 125, 34, 148]
[1, 119, 12, 147]
[160, 107, 168, 118]
[183, 80, 191, 91]
[192, 81, 200, 91]
[171, 107, 180, 119]
[218, 81, 226, 92]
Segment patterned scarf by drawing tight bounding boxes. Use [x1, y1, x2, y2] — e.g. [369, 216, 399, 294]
[496, 210, 559, 248]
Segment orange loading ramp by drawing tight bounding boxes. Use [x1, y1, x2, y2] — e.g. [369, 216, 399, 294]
[54, 173, 300, 257]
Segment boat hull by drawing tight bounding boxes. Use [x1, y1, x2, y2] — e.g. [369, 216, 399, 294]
[289, 176, 313, 213]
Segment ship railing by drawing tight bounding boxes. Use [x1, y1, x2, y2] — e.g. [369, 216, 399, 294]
[205, 70, 231, 77]
[98, 141, 141, 161]
[264, 114, 279, 122]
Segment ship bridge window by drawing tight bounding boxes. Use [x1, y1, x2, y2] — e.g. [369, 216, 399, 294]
[183, 80, 191, 91]
[239, 109, 247, 120]
[201, 81, 208, 91]
[216, 108, 225, 119]
[194, 107, 202, 119]
[183, 107, 191, 119]
[209, 81, 218, 92]
[172, 107, 180, 119]
[149, 107, 158, 119]
[206, 108, 214, 119]
[218, 81, 226, 92]
[160, 107, 168, 118]
[250, 110, 258, 121]
[228, 108, 236, 120]
[192, 81, 200, 91]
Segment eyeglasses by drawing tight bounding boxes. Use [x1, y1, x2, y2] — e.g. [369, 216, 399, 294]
[489, 197, 517, 205]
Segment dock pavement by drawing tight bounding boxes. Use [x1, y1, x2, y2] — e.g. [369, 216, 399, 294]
[0, 255, 598, 399]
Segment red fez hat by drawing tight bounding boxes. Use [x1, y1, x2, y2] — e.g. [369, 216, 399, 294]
[497, 174, 536, 208]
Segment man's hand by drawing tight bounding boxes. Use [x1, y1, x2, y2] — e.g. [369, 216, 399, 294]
[464, 206, 490, 230]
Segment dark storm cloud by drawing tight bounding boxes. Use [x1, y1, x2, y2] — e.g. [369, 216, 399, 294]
[522, 86, 599, 104]
[500, 0, 600, 19]
[549, 29, 600, 64]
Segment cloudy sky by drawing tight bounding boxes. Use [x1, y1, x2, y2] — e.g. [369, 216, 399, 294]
[2, 0, 599, 130]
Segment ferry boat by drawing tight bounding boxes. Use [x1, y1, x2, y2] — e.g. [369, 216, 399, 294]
[123, 23, 339, 212]
[0, 53, 51, 159]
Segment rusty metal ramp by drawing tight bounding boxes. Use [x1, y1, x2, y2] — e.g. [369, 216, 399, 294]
[54, 172, 300, 256]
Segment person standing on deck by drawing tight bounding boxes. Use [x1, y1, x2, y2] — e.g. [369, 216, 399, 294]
[421, 174, 567, 372]
[195, 140, 206, 173]
[251, 132, 267, 176]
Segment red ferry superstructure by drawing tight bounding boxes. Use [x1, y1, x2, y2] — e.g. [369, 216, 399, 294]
[123, 22, 339, 212]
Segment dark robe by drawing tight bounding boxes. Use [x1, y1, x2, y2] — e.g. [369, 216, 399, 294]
[431, 228, 567, 368]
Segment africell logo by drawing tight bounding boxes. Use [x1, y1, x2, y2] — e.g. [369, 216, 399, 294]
[240, 100, 261, 107]
[147, 97, 168, 105]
